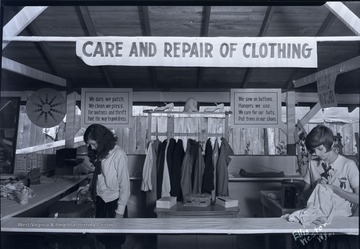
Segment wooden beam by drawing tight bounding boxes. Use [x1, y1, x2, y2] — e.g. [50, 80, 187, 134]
[16, 136, 84, 154]
[317, 11, 336, 36]
[242, 6, 274, 88]
[325, 2, 360, 36]
[285, 11, 337, 90]
[139, 6, 151, 36]
[138, 6, 158, 89]
[2, 57, 67, 87]
[4, 36, 360, 43]
[298, 102, 322, 128]
[2, 6, 47, 49]
[65, 92, 77, 148]
[200, 6, 211, 37]
[293, 56, 360, 88]
[2, 91, 358, 105]
[78, 6, 114, 88]
[197, 6, 211, 88]
[295, 92, 359, 105]
[23, 16, 66, 79]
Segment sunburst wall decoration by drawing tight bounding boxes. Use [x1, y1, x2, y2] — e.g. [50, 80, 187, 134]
[26, 88, 66, 128]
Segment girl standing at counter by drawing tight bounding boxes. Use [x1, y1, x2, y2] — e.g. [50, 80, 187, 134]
[84, 124, 130, 249]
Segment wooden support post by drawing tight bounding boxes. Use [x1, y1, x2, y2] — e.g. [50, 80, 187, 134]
[65, 92, 77, 148]
[286, 91, 296, 155]
[264, 128, 269, 155]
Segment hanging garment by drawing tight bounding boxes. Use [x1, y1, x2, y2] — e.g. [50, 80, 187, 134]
[202, 138, 214, 194]
[212, 138, 220, 200]
[157, 140, 168, 199]
[181, 139, 198, 198]
[161, 139, 171, 197]
[146, 139, 160, 218]
[192, 142, 205, 195]
[171, 139, 185, 199]
[141, 141, 155, 192]
[286, 184, 352, 226]
[216, 137, 234, 196]
[166, 138, 177, 195]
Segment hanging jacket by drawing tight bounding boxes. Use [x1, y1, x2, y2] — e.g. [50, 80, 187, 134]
[157, 140, 168, 199]
[216, 137, 234, 196]
[192, 142, 205, 195]
[171, 139, 184, 199]
[212, 138, 220, 200]
[181, 139, 197, 198]
[161, 139, 171, 197]
[202, 138, 214, 194]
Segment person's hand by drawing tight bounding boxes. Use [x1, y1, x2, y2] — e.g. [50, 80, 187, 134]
[317, 177, 328, 185]
[324, 184, 340, 192]
[77, 185, 89, 195]
[115, 213, 124, 219]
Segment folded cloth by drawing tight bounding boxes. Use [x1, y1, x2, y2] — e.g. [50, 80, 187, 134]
[239, 169, 285, 178]
[284, 184, 352, 226]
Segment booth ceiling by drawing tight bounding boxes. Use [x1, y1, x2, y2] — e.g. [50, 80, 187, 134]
[1, 2, 360, 95]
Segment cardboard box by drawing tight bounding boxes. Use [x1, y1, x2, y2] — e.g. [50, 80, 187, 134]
[216, 196, 238, 208]
[156, 197, 177, 209]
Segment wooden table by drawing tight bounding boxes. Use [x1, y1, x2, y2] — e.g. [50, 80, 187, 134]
[1, 175, 88, 221]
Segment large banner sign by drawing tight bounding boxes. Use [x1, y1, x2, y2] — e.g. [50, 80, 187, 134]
[231, 88, 282, 128]
[81, 88, 132, 127]
[76, 37, 317, 68]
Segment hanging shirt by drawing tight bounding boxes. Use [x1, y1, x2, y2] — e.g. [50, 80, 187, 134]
[216, 137, 234, 196]
[141, 141, 155, 192]
[171, 139, 184, 199]
[202, 138, 214, 194]
[162, 139, 171, 197]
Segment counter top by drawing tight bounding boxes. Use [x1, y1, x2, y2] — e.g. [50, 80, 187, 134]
[1, 175, 88, 221]
[1, 216, 358, 235]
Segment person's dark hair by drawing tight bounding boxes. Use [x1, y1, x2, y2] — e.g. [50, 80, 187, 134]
[305, 125, 334, 153]
[83, 124, 117, 160]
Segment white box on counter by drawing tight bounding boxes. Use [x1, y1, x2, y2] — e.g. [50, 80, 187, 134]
[156, 196, 177, 209]
[216, 196, 238, 208]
